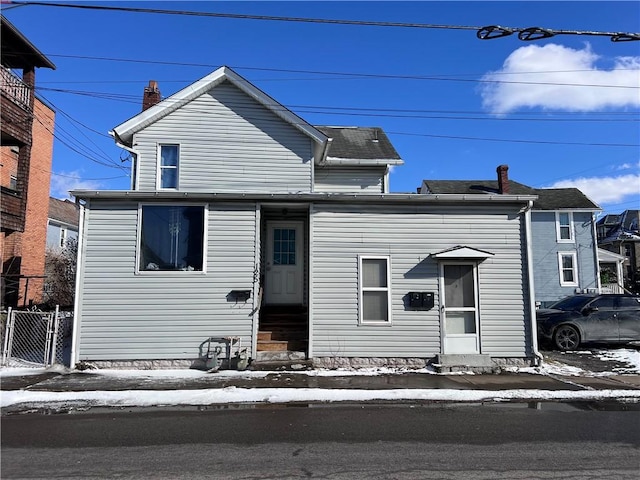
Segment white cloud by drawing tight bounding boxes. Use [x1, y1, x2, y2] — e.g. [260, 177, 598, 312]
[51, 171, 102, 199]
[546, 174, 640, 205]
[615, 161, 640, 171]
[480, 43, 640, 114]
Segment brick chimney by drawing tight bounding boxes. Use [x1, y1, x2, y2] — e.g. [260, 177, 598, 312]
[142, 80, 161, 111]
[497, 164, 510, 194]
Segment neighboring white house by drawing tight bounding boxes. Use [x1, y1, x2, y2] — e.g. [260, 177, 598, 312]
[71, 66, 541, 371]
[598, 248, 626, 294]
[46, 197, 79, 250]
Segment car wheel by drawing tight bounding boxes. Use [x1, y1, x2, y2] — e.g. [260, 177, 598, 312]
[554, 324, 580, 351]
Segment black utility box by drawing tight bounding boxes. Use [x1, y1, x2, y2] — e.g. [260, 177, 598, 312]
[409, 291, 435, 310]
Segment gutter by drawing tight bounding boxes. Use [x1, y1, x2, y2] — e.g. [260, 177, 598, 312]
[69, 190, 539, 205]
[524, 200, 544, 366]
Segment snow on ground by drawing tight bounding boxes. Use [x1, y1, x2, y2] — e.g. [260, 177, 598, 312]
[2, 348, 640, 410]
[2, 386, 640, 410]
[593, 349, 640, 373]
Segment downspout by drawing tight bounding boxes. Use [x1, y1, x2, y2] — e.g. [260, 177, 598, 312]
[592, 213, 602, 293]
[524, 200, 543, 366]
[70, 201, 86, 369]
[319, 138, 333, 164]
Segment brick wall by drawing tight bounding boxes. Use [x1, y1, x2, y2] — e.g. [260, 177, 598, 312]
[1, 98, 54, 307]
[0, 146, 19, 188]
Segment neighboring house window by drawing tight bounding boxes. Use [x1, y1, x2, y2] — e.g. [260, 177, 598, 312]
[359, 256, 391, 324]
[556, 212, 574, 242]
[158, 145, 179, 189]
[9, 175, 17, 190]
[558, 252, 578, 286]
[59, 227, 68, 248]
[138, 205, 205, 272]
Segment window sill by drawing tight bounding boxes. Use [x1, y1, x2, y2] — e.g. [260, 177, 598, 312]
[359, 321, 393, 327]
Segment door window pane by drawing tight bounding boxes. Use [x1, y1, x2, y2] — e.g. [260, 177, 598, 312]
[446, 312, 476, 334]
[273, 228, 295, 265]
[444, 265, 474, 307]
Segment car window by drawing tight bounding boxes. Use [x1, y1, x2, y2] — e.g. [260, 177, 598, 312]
[617, 296, 640, 310]
[590, 296, 616, 309]
[550, 296, 595, 311]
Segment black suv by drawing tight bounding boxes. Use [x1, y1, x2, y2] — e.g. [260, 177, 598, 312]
[537, 294, 640, 351]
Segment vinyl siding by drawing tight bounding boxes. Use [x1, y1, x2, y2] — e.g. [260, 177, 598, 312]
[531, 211, 599, 307]
[314, 166, 385, 193]
[76, 199, 258, 361]
[311, 204, 531, 358]
[135, 82, 313, 193]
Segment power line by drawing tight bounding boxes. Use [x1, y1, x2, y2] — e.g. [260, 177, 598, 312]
[35, 85, 640, 126]
[31, 87, 639, 147]
[9, 1, 640, 41]
[42, 55, 640, 90]
[388, 130, 638, 148]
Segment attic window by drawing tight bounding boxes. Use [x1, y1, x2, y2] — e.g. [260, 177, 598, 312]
[158, 144, 179, 189]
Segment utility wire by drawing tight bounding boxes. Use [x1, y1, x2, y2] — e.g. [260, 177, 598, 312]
[35, 86, 640, 125]
[42, 55, 640, 90]
[6, 1, 640, 41]
[32, 88, 640, 146]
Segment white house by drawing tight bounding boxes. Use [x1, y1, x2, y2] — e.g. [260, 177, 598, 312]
[71, 66, 541, 371]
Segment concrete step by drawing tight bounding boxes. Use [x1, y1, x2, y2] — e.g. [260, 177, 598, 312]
[257, 340, 290, 352]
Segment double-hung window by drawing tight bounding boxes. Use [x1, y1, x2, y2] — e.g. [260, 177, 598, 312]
[558, 252, 578, 286]
[158, 145, 179, 189]
[556, 212, 574, 242]
[138, 205, 205, 272]
[359, 256, 391, 324]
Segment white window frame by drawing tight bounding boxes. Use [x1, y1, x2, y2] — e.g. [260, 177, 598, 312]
[558, 252, 578, 287]
[59, 227, 68, 248]
[135, 203, 208, 275]
[156, 144, 180, 190]
[555, 211, 574, 243]
[358, 255, 392, 325]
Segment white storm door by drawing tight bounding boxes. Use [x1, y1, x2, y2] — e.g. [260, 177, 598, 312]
[441, 263, 480, 354]
[264, 221, 303, 304]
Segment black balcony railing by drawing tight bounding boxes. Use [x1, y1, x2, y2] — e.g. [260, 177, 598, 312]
[0, 66, 31, 111]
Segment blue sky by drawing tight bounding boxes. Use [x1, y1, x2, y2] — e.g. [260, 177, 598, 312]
[3, 1, 639, 215]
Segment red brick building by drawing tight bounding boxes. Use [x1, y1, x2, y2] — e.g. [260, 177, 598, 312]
[1, 16, 56, 308]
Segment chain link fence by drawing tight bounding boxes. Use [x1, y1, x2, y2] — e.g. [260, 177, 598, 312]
[1, 307, 73, 368]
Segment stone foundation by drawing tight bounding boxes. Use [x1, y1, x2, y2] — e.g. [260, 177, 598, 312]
[311, 357, 432, 369]
[77, 359, 197, 370]
[78, 355, 536, 371]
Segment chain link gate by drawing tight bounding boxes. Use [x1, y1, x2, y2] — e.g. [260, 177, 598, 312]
[1, 307, 73, 368]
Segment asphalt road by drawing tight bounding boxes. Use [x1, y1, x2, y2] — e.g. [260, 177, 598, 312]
[2, 403, 639, 479]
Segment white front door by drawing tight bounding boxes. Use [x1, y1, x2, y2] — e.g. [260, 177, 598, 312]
[264, 221, 303, 304]
[441, 263, 480, 354]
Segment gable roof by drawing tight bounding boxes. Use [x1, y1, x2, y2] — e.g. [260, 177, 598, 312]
[48, 198, 79, 227]
[431, 245, 494, 259]
[111, 66, 328, 148]
[421, 179, 599, 211]
[316, 126, 403, 166]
